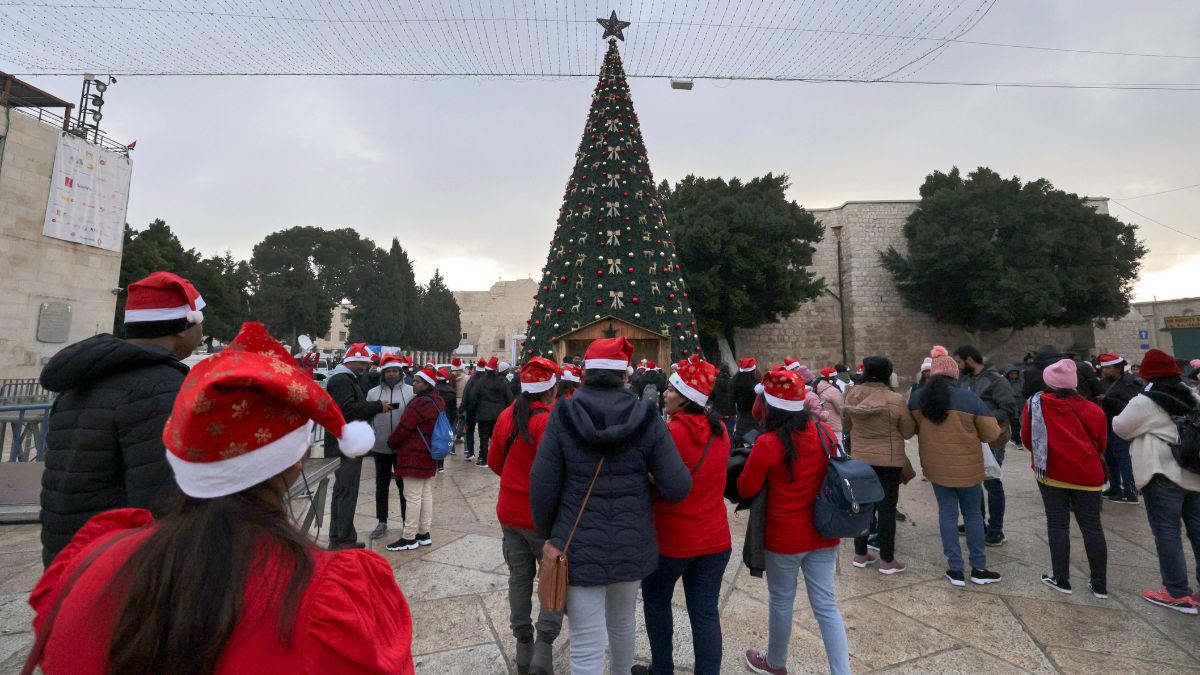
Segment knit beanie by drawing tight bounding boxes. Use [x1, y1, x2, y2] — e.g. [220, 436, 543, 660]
[928, 345, 958, 379]
[1140, 348, 1182, 380]
[1042, 358, 1078, 391]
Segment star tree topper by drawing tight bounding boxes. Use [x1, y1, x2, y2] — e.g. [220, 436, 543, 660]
[596, 10, 631, 41]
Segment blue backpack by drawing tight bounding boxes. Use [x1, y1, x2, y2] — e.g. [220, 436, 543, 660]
[812, 425, 884, 539]
[417, 408, 455, 461]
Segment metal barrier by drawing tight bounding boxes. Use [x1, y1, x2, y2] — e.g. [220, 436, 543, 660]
[0, 378, 53, 404]
[0, 403, 52, 462]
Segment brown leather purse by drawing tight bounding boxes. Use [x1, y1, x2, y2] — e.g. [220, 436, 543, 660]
[538, 458, 605, 614]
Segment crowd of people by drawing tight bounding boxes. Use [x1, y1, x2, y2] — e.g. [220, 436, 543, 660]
[20, 267, 1200, 675]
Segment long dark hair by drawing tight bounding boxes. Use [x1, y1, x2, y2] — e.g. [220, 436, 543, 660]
[675, 395, 725, 438]
[920, 374, 955, 424]
[108, 486, 313, 675]
[513, 388, 556, 444]
[762, 405, 811, 479]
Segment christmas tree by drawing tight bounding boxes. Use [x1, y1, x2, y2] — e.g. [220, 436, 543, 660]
[523, 36, 698, 361]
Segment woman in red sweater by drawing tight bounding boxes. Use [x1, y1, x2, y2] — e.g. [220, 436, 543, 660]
[386, 367, 445, 552]
[1021, 358, 1110, 597]
[26, 323, 413, 675]
[487, 357, 563, 675]
[737, 368, 849, 675]
[634, 358, 731, 675]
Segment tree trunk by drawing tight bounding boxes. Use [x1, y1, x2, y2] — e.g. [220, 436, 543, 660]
[717, 330, 737, 369]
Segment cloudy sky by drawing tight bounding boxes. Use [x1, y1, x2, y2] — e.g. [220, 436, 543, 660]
[10, 1, 1199, 300]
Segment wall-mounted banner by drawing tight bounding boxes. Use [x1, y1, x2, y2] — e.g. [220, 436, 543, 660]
[41, 133, 133, 252]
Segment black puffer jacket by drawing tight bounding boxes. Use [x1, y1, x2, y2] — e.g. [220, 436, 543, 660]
[530, 385, 691, 586]
[1022, 345, 1105, 403]
[38, 334, 188, 567]
[323, 367, 381, 458]
[470, 372, 513, 422]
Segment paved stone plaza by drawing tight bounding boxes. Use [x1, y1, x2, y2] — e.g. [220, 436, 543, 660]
[0, 439, 1197, 674]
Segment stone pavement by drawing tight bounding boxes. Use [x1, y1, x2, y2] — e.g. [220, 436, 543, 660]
[0, 439, 1197, 674]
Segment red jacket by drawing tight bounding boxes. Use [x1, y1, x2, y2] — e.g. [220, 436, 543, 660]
[1021, 393, 1108, 487]
[388, 389, 445, 479]
[28, 509, 414, 674]
[737, 422, 839, 555]
[488, 401, 553, 531]
[654, 412, 732, 558]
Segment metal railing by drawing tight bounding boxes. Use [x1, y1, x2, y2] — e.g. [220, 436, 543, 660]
[8, 97, 130, 153]
[0, 403, 52, 462]
[0, 378, 52, 404]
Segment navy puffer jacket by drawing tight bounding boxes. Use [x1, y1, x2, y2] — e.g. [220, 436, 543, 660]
[530, 384, 691, 586]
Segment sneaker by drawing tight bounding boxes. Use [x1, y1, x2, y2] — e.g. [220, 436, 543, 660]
[852, 553, 878, 568]
[946, 570, 966, 587]
[957, 524, 966, 536]
[1041, 574, 1072, 594]
[385, 538, 419, 552]
[985, 532, 1006, 547]
[475, 459, 486, 467]
[1101, 487, 1121, 498]
[895, 509, 908, 523]
[866, 535, 880, 551]
[1089, 581, 1108, 599]
[1120, 493, 1140, 504]
[879, 560, 907, 575]
[417, 532, 432, 546]
[369, 522, 388, 540]
[438, 465, 446, 473]
[745, 649, 787, 675]
[1142, 588, 1199, 615]
[463, 452, 475, 460]
[328, 540, 365, 550]
[630, 666, 650, 675]
[971, 568, 1003, 585]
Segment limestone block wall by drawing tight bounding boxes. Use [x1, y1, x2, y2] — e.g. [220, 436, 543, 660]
[1093, 309, 1152, 366]
[454, 278, 538, 362]
[0, 111, 121, 379]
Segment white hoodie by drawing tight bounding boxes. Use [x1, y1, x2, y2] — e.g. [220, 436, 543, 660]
[1114, 389, 1200, 492]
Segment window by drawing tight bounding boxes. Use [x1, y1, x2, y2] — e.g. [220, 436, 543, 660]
[498, 338, 506, 349]
[462, 332, 468, 340]
[338, 331, 347, 343]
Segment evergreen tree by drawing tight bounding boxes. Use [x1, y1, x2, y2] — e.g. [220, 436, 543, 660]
[524, 39, 698, 361]
[388, 238, 421, 348]
[418, 269, 462, 352]
[346, 246, 401, 344]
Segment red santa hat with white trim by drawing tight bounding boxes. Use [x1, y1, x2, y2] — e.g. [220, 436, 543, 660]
[584, 336, 634, 371]
[761, 368, 807, 411]
[414, 367, 438, 387]
[163, 322, 374, 499]
[520, 356, 562, 393]
[451, 357, 463, 371]
[738, 357, 757, 373]
[561, 363, 582, 383]
[485, 356, 500, 371]
[342, 343, 372, 364]
[783, 358, 802, 372]
[124, 271, 205, 325]
[379, 354, 406, 371]
[1097, 353, 1125, 368]
[670, 357, 718, 407]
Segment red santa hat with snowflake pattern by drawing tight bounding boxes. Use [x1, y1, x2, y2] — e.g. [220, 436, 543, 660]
[670, 357, 718, 407]
[561, 363, 582, 383]
[342, 343, 372, 364]
[761, 368, 807, 411]
[124, 271, 205, 325]
[520, 356, 562, 393]
[163, 322, 374, 498]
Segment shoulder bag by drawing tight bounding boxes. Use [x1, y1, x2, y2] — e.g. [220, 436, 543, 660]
[538, 458, 605, 613]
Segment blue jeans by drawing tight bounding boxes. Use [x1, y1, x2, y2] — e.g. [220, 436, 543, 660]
[1142, 474, 1200, 598]
[983, 446, 1005, 536]
[764, 547, 850, 675]
[933, 483, 987, 571]
[1105, 430, 1137, 495]
[721, 417, 736, 440]
[641, 549, 731, 674]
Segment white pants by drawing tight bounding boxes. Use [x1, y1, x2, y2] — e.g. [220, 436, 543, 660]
[401, 477, 433, 539]
[565, 581, 639, 675]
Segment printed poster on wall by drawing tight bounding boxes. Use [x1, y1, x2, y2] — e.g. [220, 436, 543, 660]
[41, 133, 133, 253]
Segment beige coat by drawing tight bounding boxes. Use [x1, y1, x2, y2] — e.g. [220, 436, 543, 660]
[1114, 391, 1200, 492]
[842, 383, 916, 468]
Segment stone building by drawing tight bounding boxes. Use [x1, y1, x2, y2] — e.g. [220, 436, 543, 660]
[1, 78, 124, 380]
[314, 302, 353, 351]
[453, 279, 538, 363]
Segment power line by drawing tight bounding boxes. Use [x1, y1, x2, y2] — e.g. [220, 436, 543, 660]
[1110, 200, 1200, 243]
[1115, 183, 1200, 201]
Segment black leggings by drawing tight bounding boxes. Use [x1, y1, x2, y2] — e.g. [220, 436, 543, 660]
[372, 452, 406, 523]
[854, 465, 903, 562]
[477, 420, 497, 463]
[1038, 482, 1106, 586]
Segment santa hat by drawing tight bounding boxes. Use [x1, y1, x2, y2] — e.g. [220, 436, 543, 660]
[485, 356, 499, 371]
[856, 363, 864, 375]
[738, 358, 757, 373]
[520, 356, 562, 393]
[1141, 348, 1182, 380]
[670, 358, 718, 407]
[783, 358, 801, 372]
[648, 361, 660, 371]
[379, 354, 406, 371]
[163, 322, 374, 499]
[124, 271, 205, 325]
[561, 364, 582, 383]
[1097, 353, 1125, 368]
[761, 368, 806, 412]
[819, 366, 837, 379]
[342, 343, 372, 364]
[920, 357, 933, 373]
[415, 367, 438, 387]
[436, 367, 451, 381]
[451, 357, 463, 370]
[585, 336, 634, 370]
[477, 358, 488, 369]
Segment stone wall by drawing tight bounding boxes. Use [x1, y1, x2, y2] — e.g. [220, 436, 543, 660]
[737, 199, 1109, 379]
[0, 111, 121, 379]
[453, 279, 538, 363]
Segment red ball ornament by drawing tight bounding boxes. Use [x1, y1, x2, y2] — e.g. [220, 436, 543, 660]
[627, 266, 635, 273]
[560, 275, 567, 282]
[682, 348, 691, 356]
[683, 292, 688, 298]
[631, 296, 639, 303]
[542, 285, 549, 291]
[535, 320, 542, 326]
[668, 293, 675, 300]
[556, 308, 563, 315]
[676, 322, 683, 328]
[596, 299, 604, 306]
[596, 270, 604, 277]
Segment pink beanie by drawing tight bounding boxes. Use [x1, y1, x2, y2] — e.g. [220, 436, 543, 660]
[929, 355, 959, 379]
[795, 364, 814, 384]
[1043, 358, 1078, 390]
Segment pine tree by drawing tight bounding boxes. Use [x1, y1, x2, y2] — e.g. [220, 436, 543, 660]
[524, 39, 697, 361]
[419, 269, 462, 352]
